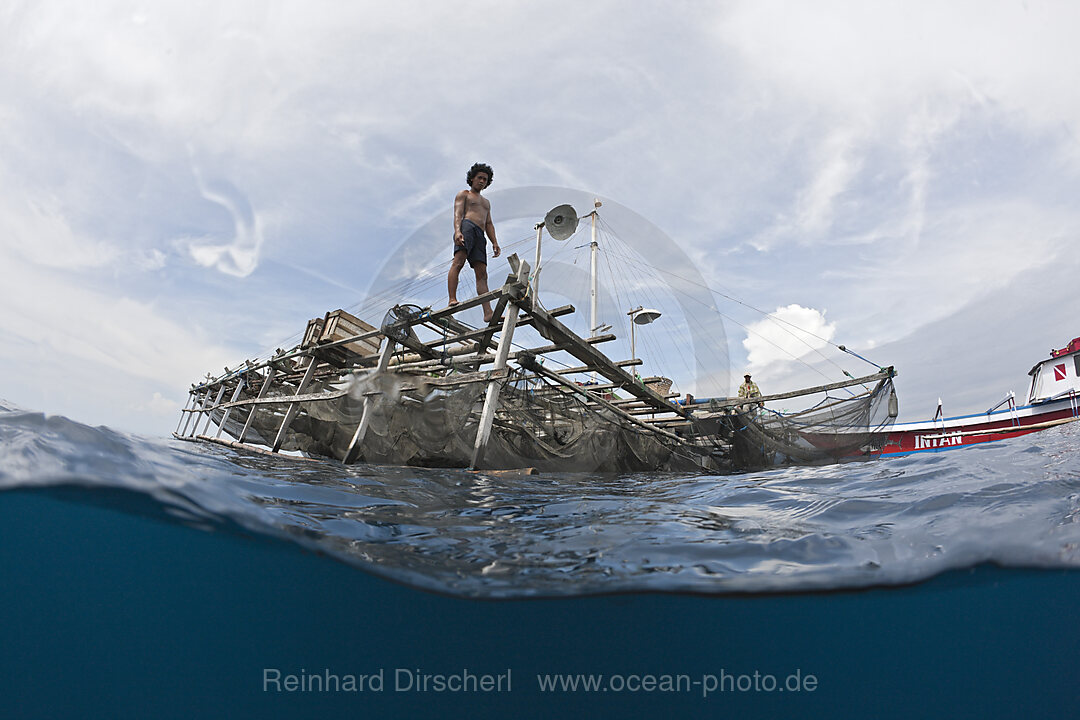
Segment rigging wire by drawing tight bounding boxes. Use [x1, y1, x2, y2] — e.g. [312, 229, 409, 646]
[592, 217, 870, 389]
[595, 222, 696, 382]
[596, 215, 883, 370]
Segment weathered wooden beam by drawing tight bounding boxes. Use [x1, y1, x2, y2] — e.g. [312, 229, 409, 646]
[379, 334, 600, 375]
[699, 368, 895, 413]
[429, 367, 510, 387]
[618, 410, 682, 421]
[471, 292, 512, 358]
[555, 358, 642, 375]
[526, 334, 616, 356]
[472, 302, 575, 358]
[516, 354, 684, 443]
[607, 394, 682, 408]
[413, 289, 501, 326]
[576, 378, 679, 394]
[220, 387, 350, 409]
[309, 327, 383, 355]
[417, 306, 573, 352]
[423, 326, 486, 349]
[520, 302, 693, 421]
[642, 418, 693, 427]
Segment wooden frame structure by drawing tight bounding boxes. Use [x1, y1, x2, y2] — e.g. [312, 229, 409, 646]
[173, 254, 715, 469]
[175, 252, 895, 472]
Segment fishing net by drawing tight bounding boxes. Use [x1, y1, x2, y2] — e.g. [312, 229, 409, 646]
[211, 366, 895, 472]
[719, 377, 898, 469]
[212, 364, 703, 471]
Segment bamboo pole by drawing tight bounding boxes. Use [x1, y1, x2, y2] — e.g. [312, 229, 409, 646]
[470, 261, 530, 469]
[220, 387, 349, 409]
[215, 378, 247, 439]
[343, 337, 396, 464]
[518, 356, 684, 443]
[555, 359, 641, 375]
[180, 388, 209, 437]
[698, 369, 894, 413]
[271, 360, 320, 453]
[238, 366, 277, 444]
[521, 302, 691, 420]
[196, 384, 228, 437]
[175, 392, 194, 435]
[183, 388, 209, 437]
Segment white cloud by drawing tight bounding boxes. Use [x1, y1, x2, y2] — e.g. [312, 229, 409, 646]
[132, 391, 179, 417]
[832, 198, 1076, 350]
[0, 248, 234, 386]
[0, 185, 238, 433]
[716, 1, 1080, 128]
[132, 248, 167, 271]
[0, 188, 119, 269]
[793, 130, 864, 235]
[743, 305, 837, 371]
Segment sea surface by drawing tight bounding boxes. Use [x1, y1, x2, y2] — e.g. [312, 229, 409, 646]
[2, 401, 1078, 718]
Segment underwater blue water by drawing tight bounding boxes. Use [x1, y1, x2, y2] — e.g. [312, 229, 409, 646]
[1, 401, 1079, 718]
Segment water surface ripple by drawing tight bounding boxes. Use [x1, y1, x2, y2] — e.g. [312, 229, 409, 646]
[2, 404, 1078, 597]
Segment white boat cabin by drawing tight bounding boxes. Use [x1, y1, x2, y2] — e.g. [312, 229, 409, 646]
[1028, 336, 1080, 403]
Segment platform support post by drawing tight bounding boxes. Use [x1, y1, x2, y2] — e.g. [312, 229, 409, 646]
[175, 392, 194, 435]
[182, 389, 209, 437]
[238, 367, 278, 444]
[470, 261, 529, 469]
[196, 384, 228, 437]
[272, 360, 319, 453]
[342, 338, 396, 464]
[215, 378, 247, 439]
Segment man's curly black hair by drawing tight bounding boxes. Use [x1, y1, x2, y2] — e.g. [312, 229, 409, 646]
[466, 162, 494, 188]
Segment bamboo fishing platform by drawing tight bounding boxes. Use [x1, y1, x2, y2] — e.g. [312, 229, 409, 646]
[175, 250, 897, 473]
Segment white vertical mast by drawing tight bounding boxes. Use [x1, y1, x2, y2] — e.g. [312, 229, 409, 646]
[531, 222, 543, 301]
[589, 199, 601, 338]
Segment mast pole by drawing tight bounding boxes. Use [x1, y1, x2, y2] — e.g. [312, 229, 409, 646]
[532, 222, 543, 302]
[589, 199, 601, 338]
[589, 199, 602, 383]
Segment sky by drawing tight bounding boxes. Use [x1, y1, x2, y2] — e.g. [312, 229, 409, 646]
[2, 0, 1080, 436]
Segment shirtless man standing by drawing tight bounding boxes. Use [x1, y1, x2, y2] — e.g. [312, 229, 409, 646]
[448, 162, 501, 322]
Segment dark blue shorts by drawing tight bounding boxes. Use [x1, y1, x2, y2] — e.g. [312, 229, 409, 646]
[455, 219, 487, 267]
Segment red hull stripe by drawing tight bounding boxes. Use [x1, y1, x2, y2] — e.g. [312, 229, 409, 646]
[880, 406, 1078, 456]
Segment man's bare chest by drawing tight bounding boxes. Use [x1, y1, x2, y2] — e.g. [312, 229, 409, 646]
[465, 193, 489, 217]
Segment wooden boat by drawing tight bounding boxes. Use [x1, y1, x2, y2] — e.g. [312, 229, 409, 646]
[876, 337, 1080, 456]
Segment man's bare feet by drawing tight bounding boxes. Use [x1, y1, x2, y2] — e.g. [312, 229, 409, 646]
[448, 299, 459, 307]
